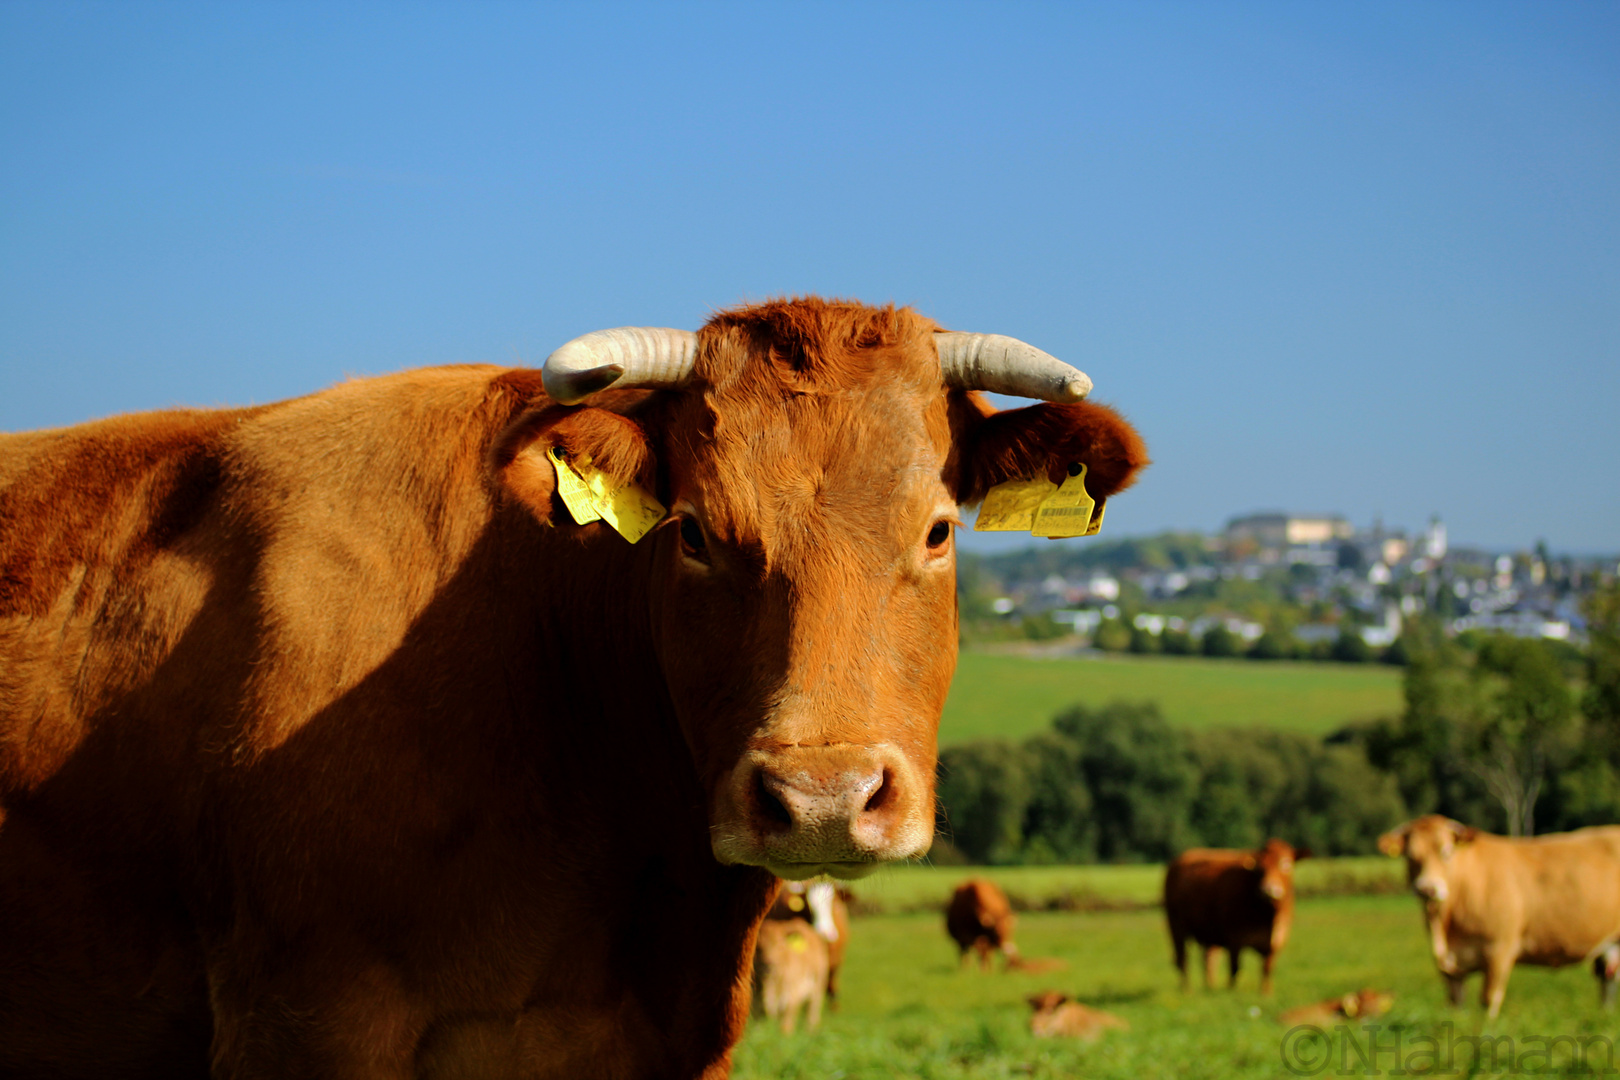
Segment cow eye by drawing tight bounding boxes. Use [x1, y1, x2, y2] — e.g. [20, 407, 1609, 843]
[679, 517, 708, 560]
[926, 520, 951, 551]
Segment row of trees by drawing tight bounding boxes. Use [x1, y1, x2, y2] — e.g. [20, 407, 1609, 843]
[1085, 616, 1397, 664]
[937, 585, 1620, 860]
[1346, 587, 1620, 838]
[936, 701, 1405, 863]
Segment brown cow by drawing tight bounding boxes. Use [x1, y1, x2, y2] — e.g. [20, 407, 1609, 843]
[767, 880, 851, 1005]
[0, 297, 1146, 1077]
[1378, 815, 1620, 1017]
[1165, 839, 1310, 994]
[1025, 991, 1128, 1039]
[947, 877, 1022, 970]
[752, 918, 830, 1034]
[1277, 988, 1395, 1027]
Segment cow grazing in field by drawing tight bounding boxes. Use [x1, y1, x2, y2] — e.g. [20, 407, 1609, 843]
[1378, 815, 1620, 1017]
[947, 878, 1022, 970]
[1025, 991, 1128, 1040]
[0, 297, 1146, 1078]
[767, 880, 851, 1005]
[752, 918, 830, 1034]
[1277, 988, 1395, 1028]
[1164, 839, 1310, 995]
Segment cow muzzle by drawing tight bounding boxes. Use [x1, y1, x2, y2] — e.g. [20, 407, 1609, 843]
[1413, 875, 1448, 902]
[710, 744, 931, 879]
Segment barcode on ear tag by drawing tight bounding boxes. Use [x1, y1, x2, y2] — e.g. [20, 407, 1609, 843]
[1032, 464, 1095, 538]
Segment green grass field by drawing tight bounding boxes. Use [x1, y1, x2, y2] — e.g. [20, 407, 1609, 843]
[733, 877, 1620, 1078]
[940, 652, 1404, 746]
[846, 860, 1406, 914]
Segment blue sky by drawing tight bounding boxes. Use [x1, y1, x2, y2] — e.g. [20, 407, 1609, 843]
[3, 2, 1616, 553]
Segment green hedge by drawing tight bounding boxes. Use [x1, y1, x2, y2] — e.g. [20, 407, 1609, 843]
[936, 700, 1406, 864]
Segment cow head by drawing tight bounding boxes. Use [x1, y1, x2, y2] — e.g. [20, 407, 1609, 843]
[495, 299, 1147, 879]
[1244, 838, 1309, 903]
[1378, 815, 1477, 905]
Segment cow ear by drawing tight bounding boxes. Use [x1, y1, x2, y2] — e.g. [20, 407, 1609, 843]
[1377, 823, 1411, 857]
[945, 392, 1149, 507]
[1447, 821, 1479, 845]
[492, 403, 656, 525]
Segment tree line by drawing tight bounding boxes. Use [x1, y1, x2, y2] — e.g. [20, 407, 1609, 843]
[935, 586, 1620, 862]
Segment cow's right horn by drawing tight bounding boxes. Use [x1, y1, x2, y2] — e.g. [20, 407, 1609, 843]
[934, 332, 1093, 403]
[542, 327, 700, 405]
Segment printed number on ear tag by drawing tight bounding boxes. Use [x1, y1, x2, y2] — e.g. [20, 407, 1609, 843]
[546, 446, 667, 543]
[1032, 464, 1095, 538]
[547, 446, 603, 525]
[975, 475, 1057, 531]
[975, 463, 1104, 537]
[586, 469, 666, 544]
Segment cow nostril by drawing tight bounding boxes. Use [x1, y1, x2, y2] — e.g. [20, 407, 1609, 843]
[863, 769, 894, 814]
[754, 772, 793, 826]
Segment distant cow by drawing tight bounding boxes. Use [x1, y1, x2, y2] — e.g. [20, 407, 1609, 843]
[767, 880, 851, 1004]
[1165, 839, 1310, 994]
[1379, 815, 1620, 1016]
[947, 878, 1021, 970]
[753, 918, 830, 1034]
[1278, 988, 1395, 1028]
[1025, 991, 1128, 1040]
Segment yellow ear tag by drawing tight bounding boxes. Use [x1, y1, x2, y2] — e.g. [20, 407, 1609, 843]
[584, 467, 667, 544]
[1031, 464, 1095, 538]
[546, 446, 667, 542]
[788, 933, 809, 953]
[1084, 501, 1105, 537]
[975, 475, 1058, 531]
[547, 446, 602, 525]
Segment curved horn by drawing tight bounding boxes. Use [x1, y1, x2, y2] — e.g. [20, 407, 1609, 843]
[542, 327, 700, 405]
[934, 332, 1093, 403]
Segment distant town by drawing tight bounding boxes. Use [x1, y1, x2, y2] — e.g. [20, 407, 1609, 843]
[960, 511, 1619, 653]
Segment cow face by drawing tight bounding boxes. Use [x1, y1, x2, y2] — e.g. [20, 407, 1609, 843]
[1378, 815, 1477, 904]
[498, 300, 1146, 880]
[1246, 838, 1309, 903]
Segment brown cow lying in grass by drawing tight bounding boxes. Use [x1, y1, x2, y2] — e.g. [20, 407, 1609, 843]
[1379, 815, 1620, 1017]
[1164, 839, 1309, 994]
[753, 919, 830, 1034]
[1025, 991, 1129, 1040]
[1278, 989, 1395, 1027]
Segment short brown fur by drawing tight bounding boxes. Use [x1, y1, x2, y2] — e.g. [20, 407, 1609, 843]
[0, 298, 1146, 1077]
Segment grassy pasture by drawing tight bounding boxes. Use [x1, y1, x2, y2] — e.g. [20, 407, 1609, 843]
[940, 651, 1404, 746]
[734, 887, 1619, 1079]
[847, 859, 1406, 915]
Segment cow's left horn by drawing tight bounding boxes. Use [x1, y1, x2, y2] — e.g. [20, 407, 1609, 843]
[935, 332, 1093, 403]
[542, 327, 700, 405]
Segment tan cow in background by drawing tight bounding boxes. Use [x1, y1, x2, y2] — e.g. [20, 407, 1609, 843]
[1379, 815, 1620, 1017]
[753, 919, 830, 1034]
